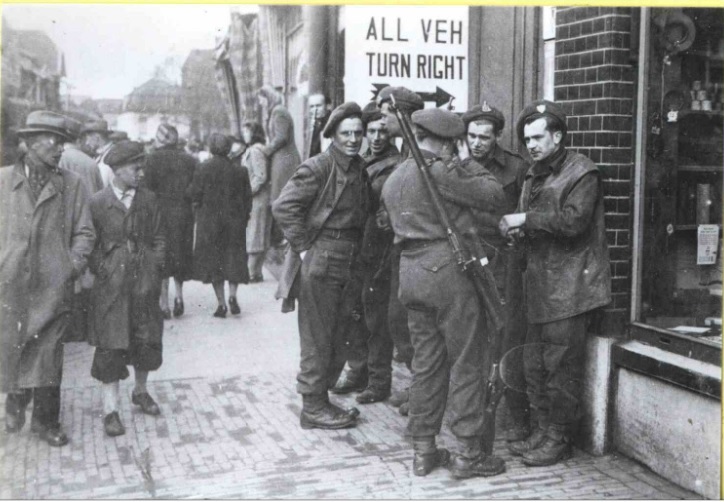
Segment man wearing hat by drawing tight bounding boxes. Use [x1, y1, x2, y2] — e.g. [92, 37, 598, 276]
[87, 140, 166, 437]
[460, 102, 531, 443]
[381, 108, 506, 478]
[499, 100, 611, 466]
[332, 101, 400, 404]
[109, 131, 129, 144]
[80, 119, 115, 187]
[272, 102, 370, 430]
[372, 86, 424, 415]
[307, 93, 332, 158]
[144, 124, 196, 319]
[0, 111, 95, 446]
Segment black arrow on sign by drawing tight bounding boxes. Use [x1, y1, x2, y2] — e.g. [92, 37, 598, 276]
[370, 84, 455, 109]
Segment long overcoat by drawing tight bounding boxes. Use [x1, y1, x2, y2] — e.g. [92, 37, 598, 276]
[0, 163, 95, 392]
[143, 146, 196, 280]
[262, 105, 301, 204]
[87, 185, 165, 349]
[242, 143, 272, 253]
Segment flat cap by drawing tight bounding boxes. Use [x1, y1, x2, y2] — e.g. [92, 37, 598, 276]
[322, 102, 363, 138]
[80, 119, 110, 135]
[361, 101, 384, 126]
[462, 101, 505, 132]
[411, 109, 465, 139]
[156, 123, 179, 147]
[17, 111, 76, 141]
[376, 86, 424, 112]
[515, 100, 567, 141]
[104, 140, 145, 170]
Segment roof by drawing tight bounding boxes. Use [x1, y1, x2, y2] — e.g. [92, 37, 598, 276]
[124, 77, 183, 114]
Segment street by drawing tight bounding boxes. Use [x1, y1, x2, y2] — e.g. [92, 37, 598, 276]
[0, 268, 700, 499]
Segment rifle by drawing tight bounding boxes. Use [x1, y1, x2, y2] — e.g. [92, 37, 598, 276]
[389, 96, 507, 456]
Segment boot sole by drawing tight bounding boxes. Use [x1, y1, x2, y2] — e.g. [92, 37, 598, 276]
[521, 449, 573, 467]
[299, 418, 357, 430]
[450, 464, 506, 479]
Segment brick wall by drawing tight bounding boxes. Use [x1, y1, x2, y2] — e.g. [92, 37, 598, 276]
[554, 7, 635, 334]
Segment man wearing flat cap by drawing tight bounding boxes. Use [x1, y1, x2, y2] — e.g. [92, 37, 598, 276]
[460, 101, 531, 444]
[87, 140, 166, 437]
[81, 119, 115, 188]
[331, 101, 400, 404]
[499, 100, 611, 466]
[273, 102, 370, 430]
[381, 108, 506, 478]
[0, 110, 95, 447]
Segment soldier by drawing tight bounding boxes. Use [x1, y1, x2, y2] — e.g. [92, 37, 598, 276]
[272, 102, 369, 430]
[0, 111, 95, 446]
[499, 100, 611, 466]
[331, 101, 400, 404]
[87, 141, 166, 437]
[460, 102, 531, 443]
[381, 108, 506, 478]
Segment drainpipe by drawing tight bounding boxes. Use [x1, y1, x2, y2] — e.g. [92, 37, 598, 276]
[304, 5, 329, 97]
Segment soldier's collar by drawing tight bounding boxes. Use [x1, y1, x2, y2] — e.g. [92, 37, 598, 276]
[330, 143, 360, 171]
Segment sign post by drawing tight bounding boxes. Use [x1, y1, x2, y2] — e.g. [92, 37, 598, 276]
[344, 6, 469, 111]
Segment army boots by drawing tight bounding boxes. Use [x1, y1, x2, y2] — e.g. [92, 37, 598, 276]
[300, 394, 358, 430]
[521, 425, 573, 466]
[412, 436, 450, 477]
[449, 436, 506, 479]
[508, 425, 547, 456]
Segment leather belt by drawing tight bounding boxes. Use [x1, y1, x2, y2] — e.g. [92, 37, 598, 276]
[400, 238, 447, 251]
[318, 228, 362, 241]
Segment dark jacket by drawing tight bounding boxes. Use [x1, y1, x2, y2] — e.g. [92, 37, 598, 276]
[519, 148, 612, 323]
[88, 185, 165, 349]
[0, 163, 95, 391]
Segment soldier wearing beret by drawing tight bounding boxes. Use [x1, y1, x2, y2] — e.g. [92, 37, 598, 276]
[460, 102, 531, 443]
[381, 108, 507, 478]
[0, 111, 95, 447]
[87, 140, 166, 437]
[272, 102, 370, 430]
[499, 100, 611, 466]
[331, 101, 400, 404]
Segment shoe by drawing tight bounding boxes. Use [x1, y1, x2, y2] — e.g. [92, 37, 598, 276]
[131, 392, 161, 416]
[508, 427, 547, 456]
[413, 448, 451, 477]
[398, 402, 409, 416]
[300, 395, 357, 430]
[449, 453, 506, 479]
[356, 387, 390, 404]
[331, 375, 367, 395]
[324, 399, 361, 420]
[281, 297, 296, 313]
[104, 412, 126, 437]
[213, 305, 227, 318]
[32, 422, 69, 447]
[5, 396, 27, 433]
[161, 308, 172, 320]
[228, 297, 240, 315]
[173, 298, 184, 318]
[389, 387, 409, 407]
[249, 274, 264, 283]
[521, 436, 573, 467]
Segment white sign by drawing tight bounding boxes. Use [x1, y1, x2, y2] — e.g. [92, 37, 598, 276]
[344, 6, 469, 111]
[697, 224, 720, 265]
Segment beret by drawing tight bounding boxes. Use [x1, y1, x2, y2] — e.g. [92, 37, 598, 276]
[80, 119, 110, 135]
[376, 86, 424, 112]
[462, 101, 505, 131]
[515, 100, 567, 141]
[361, 101, 384, 126]
[208, 132, 232, 157]
[411, 108, 465, 139]
[17, 111, 76, 141]
[156, 123, 179, 147]
[104, 140, 145, 170]
[322, 102, 363, 138]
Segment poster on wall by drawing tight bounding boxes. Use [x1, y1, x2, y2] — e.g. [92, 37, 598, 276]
[344, 6, 469, 111]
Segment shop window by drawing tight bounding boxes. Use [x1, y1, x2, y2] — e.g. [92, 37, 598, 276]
[633, 8, 723, 365]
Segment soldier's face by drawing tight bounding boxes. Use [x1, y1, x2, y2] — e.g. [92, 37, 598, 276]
[27, 133, 63, 167]
[379, 102, 401, 137]
[114, 162, 142, 189]
[333, 117, 364, 157]
[523, 118, 562, 162]
[466, 121, 498, 161]
[309, 95, 326, 118]
[366, 118, 389, 155]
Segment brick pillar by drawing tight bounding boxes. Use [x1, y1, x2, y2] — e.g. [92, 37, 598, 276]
[554, 7, 635, 335]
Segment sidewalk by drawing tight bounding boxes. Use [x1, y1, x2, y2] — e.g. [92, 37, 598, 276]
[0, 278, 702, 499]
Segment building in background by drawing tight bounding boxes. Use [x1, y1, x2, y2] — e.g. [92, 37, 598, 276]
[116, 77, 190, 141]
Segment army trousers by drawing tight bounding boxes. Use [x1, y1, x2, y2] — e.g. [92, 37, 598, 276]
[524, 312, 592, 434]
[398, 240, 487, 439]
[388, 245, 413, 368]
[297, 235, 361, 396]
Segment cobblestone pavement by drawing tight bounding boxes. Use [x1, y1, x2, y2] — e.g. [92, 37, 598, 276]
[0, 273, 701, 499]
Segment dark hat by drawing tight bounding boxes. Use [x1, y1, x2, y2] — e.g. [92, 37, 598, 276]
[411, 109, 465, 139]
[156, 123, 179, 147]
[104, 141, 145, 170]
[17, 110, 75, 141]
[376, 86, 424, 112]
[63, 116, 83, 141]
[361, 101, 384, 126]
[322, 102, 363, 138]
[80, 119, 110, 135]
[208, 132, 231, 157]
[108, 131, 128, 142]
[515, 100, 567, 142]
[462, 101, 505, 132]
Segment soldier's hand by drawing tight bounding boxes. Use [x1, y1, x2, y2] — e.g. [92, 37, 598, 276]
[456, 138, 470, 161]
[499, 213, 527, 237]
